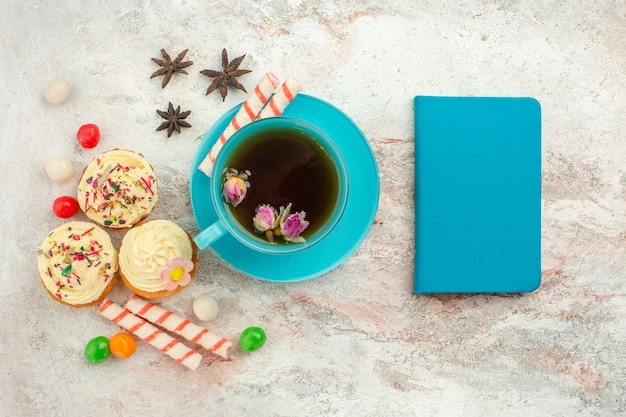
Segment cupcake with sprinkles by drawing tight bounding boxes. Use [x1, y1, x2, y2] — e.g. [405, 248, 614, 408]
[37, 221, 118, 307]
[77, 149, 158, 229]
[118, 219, 197, 299]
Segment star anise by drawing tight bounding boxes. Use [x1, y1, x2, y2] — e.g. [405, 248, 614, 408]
[156, 102, 191, 137]
[200, 48, 252, 101]
[150, 49, 194, 88]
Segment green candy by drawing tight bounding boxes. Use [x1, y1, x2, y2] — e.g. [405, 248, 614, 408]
[84, 336, 111, 364]
[239, 327, 266, 352]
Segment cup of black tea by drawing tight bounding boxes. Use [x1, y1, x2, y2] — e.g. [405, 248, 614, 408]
[194, 117, 349, 254]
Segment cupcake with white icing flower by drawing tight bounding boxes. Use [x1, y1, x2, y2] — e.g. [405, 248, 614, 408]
[118, 219, 197, 299]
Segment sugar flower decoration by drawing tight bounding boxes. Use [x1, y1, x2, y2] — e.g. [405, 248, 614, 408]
[159, 256, 193, 291]
[222, 168, 251, 207]
[253, 203, 309, 243]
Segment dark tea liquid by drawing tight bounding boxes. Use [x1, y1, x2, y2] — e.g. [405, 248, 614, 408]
[224, 126, 340, 241]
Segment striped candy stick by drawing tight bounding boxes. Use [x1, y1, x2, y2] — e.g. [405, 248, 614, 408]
[198, 72, 280, 176]
[97, 299, 202, 370]
[255, 77, 302, 120]
[124, 295, 232, 359]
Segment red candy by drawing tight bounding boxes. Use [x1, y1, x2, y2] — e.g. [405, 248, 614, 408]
[53, 196, 79, 218]
[76, 123, 100, 149]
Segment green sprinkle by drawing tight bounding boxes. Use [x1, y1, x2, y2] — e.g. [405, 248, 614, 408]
[104, 220, 113, 226]
[61, 264, 72, 277]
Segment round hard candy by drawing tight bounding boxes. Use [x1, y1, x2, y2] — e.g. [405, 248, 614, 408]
[52, 196, 79, 218]
[84, 336, 110, 364]
[193, 293, 219, 321]
[45, 155, 74, 182]
[76, 123, 101, 149]
[109, 332, 137, 358]
[44, 78, 70, 104]
[239, 326, 266, 352]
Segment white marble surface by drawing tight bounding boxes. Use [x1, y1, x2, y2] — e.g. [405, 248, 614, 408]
[1, 0, 625, 416]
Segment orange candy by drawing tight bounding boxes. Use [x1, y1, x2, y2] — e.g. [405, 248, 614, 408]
[109, 332, 137, 358]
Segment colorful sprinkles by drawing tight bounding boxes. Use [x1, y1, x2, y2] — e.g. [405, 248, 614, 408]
[38, 223, 117, 303]
[78, 150, 158, 228]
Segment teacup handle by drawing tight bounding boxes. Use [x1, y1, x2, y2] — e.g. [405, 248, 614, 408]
[194, 221, 228, 250]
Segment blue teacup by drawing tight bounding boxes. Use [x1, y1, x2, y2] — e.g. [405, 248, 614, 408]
[194, 117, 349, 255]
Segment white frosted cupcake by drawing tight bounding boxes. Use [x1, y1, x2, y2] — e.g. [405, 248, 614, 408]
[118, 220, 197, 299]
[37, 221, 118, 307]
[77, 149, 158, 228]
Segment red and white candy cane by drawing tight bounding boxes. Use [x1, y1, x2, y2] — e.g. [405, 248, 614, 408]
[124, 295, 232, 359]
[98, 299, 202, 370]
[198, 72, 280, 176]
[255, 77, 302, 120]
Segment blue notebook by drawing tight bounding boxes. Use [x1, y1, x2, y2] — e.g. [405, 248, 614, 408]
[414, 96, 541, 294]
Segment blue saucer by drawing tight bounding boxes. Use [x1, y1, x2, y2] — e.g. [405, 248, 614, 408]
[190, 94, 379, 282]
